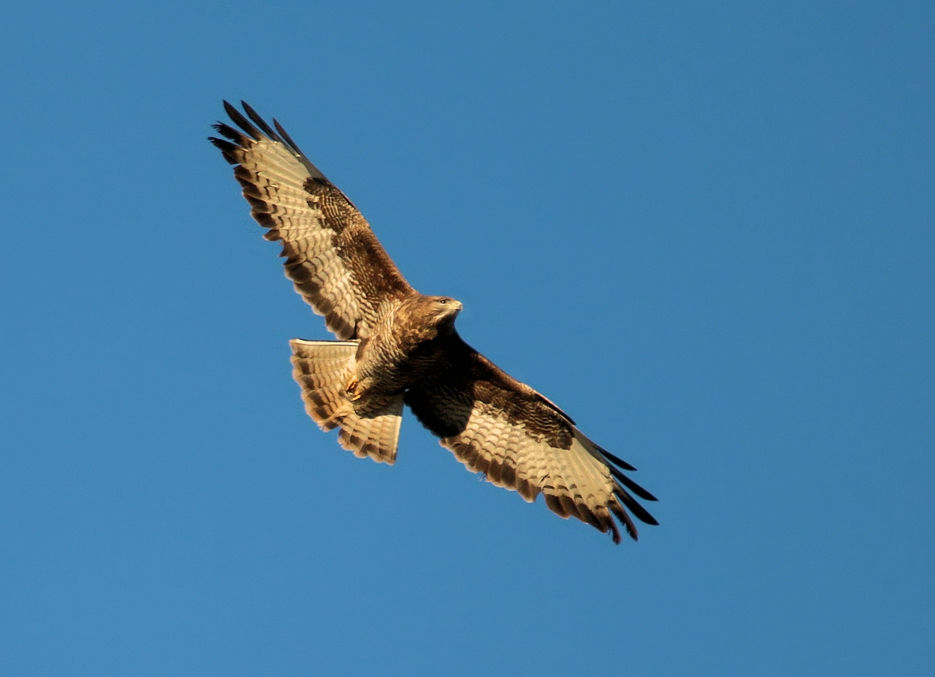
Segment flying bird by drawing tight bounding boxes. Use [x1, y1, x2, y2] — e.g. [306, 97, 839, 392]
[210, 101, 658, 543]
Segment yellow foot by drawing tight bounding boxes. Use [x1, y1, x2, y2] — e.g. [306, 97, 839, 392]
[345, 379, 362, 401]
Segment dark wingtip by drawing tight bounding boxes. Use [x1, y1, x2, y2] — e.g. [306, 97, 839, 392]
[273, 117, 303, 154]
[214, 101, 332, 192]
[614, 489, 659, 526]
[222, 100, 241, 125]
[223, 100, 261, 141]
[609, 466, 658, 502]
[208, 136, 241, 164]
[610, 500, 639, 541]
[241, 101, 279, 140]
[597, 445, 637, 472]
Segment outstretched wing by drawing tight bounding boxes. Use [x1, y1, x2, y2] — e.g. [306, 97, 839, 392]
[210, 101, 413, 340]
[405, 335, 658, 543]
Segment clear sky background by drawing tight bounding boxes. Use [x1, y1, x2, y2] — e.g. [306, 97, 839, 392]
[1, 1, 932, 675]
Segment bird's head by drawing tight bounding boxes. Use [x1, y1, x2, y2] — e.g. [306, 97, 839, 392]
[426, 295, 463, 326]
[399, 294, 463, 340]
[404, 294, 462, 334]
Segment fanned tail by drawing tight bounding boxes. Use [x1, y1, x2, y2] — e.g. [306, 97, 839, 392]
[290, 339, 404, 464]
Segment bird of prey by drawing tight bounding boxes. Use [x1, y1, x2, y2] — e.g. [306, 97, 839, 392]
[210, 101, 658, 543]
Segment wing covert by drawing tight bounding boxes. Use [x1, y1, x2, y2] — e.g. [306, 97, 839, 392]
[210, 101, 412, 339]
[405, 335, 658, 543]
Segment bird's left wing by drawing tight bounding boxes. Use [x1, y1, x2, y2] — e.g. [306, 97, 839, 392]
[404, 336, 658, 543]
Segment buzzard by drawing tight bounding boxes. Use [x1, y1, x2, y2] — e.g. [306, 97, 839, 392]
[210, 101, 658, 543]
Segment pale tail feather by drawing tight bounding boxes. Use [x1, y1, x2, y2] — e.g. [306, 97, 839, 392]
[289, 339, 403, 464]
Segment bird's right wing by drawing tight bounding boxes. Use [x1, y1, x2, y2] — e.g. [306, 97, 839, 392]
[405, 335, 658, 543]
[210, 101, 413, 340]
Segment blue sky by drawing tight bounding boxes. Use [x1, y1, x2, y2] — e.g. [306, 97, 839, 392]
[1, 1, 933, 674]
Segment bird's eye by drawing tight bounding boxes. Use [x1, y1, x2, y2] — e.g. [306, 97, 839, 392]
[438, 299, 448, 305]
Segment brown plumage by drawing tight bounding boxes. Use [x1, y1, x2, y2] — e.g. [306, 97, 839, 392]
[210, 101, 658, 543]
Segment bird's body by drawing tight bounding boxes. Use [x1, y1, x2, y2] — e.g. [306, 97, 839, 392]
[344, 295, 461, 406]
[211, 101, 658, 543]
